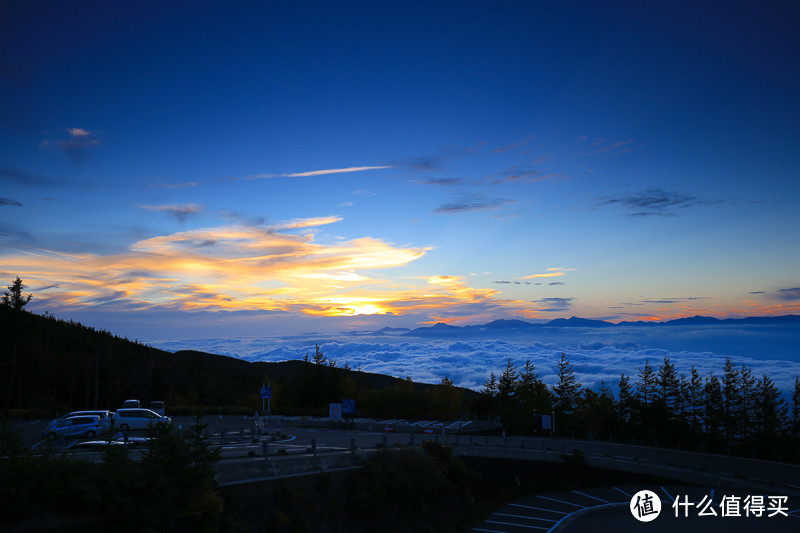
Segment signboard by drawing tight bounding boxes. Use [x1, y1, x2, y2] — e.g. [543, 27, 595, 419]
[260, 385, 272, 399]
[533, 410, 554, 431]
[329, 403, 342, 419]
[342, 399, 356, 415]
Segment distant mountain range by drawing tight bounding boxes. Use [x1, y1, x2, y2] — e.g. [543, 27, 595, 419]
[348, 314, 800, 338]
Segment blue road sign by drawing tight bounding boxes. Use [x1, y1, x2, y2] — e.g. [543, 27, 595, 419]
[342, 399, 355, 415]
[261, 386, 272, 399]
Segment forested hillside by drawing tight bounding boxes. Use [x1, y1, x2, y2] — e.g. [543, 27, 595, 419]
[0, 305, 465, 418]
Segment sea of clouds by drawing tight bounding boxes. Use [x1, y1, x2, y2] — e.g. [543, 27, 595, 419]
[151, 324, 800, 394]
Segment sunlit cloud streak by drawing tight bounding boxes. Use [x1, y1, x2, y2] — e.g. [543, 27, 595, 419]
[524, 267, 576, 279]
[1, 219, 548, 322]
[284, 166, 393, 177]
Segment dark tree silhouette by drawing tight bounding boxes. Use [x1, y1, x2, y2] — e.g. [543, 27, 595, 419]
[552, 352, 581, 413]
[2, 277, 32, 311]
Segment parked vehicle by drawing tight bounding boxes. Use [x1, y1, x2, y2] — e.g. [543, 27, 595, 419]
[121, 399, 141, 408]
[114, 408, 171, 431]
[150, 400, 165, 415]
[46, 410, 114, 432]
[45, 415, 103, 440]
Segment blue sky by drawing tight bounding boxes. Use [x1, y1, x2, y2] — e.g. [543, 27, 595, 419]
[2, 1, 799, 341]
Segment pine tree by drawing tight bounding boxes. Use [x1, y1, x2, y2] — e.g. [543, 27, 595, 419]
[2, 277, 33, 311]
[497, 357, 518, 403]
[551, 352, 580, 413]
[755, 374, 788, 437]
[481, 371, 498, 398]
[597, 380, 616, 438]
[703, 373, 724, 439]
[616, 373, 634, 424]
[738, 364, 757, 441]
[687, 366, 705, 432]
[657, 355, 680, 417]
[636, 360, 657, 409]
[677, 373, 689, 425]
[792, 377, 800, 436]
[722, 357, 740, 445]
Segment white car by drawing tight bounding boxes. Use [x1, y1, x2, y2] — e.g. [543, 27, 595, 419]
[114, 408, 171, 431]
[46, 410, 114, 432]
[45, 415, 104, 439]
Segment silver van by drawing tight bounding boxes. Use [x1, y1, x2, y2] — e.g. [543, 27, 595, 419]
[114, 408, 171, 431]
[150, 401, 165, 416]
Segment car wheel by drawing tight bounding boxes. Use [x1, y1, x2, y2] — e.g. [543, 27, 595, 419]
[86, 430, 96, 438]
[119, 424, 129, 431]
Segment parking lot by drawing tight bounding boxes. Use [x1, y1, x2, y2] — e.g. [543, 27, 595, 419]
[473, 484, 800, 532]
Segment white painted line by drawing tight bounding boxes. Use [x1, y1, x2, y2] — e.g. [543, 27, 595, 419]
[494, 513, 557, 523]
[546, 502, 627, 532]
[536, 495, 586, 508]
[486, 520, 549, 530]
[614, 487, 633, 498]
[510, 503, 568, 515]
[572, 490, 610, 504]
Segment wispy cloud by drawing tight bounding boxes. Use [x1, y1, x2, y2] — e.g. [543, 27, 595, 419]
[532, 297, 574, 312]
[3, 219, 431, 316]
[137, 203, 204, 222]
[269, 216, 342, 230]
[523, 267, 576, 279]
[490, 135, 536, 154]
[433, 194, 512, 214]
[490, 167, 560, 185]
[227, 165, 392, 182]
[591, 138, 635, 154]
[39, 127, 103, 162]
[148, 181, 203, 189]
[776, 287, 800, 301]
[623, 297, 707, 305]
[1, 218, 554, 325]
[414, 177, 463, 186]
[0, 166, 60, 186]
[284, 166, 393, 178]
[66, 127, 91, 137]
[0, 198, 23, 207]
[597, 187, 717, 217]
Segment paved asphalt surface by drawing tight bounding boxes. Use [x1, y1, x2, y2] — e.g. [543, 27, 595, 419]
[10, 414, 800, 532]
[473, 484, 800, 532]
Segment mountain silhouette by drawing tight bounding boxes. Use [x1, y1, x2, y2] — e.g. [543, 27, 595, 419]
[398, 314, 800, 337]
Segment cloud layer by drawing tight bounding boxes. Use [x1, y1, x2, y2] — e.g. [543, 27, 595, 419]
[151, 325, 800, 394]
[3, 217, 546, 323]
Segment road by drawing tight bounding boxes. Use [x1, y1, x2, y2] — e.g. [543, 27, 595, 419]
[473, 484, 800, 532]
[9, 414, 800, 531]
